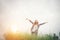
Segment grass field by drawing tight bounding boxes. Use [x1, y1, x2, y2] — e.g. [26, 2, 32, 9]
[4, 32, 59, 40]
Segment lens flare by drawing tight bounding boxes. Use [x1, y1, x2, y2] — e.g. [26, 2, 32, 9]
[11, 25, 17, 33]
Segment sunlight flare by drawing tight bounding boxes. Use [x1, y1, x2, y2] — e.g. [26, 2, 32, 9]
[11, 25, 17, 33]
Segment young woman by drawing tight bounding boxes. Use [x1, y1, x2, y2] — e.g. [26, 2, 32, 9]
[26, 18, 48, 35]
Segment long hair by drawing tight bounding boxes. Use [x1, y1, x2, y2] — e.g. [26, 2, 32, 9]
[33, 20, 39, 25]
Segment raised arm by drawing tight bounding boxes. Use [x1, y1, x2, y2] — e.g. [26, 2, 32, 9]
[26, 18, 33, 24]
[38, 22, 48, 26]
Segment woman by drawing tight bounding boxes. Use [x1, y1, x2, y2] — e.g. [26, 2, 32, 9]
[26, 18, 48, 35]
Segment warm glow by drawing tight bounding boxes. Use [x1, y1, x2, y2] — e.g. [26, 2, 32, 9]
[11, 25, 17, 33]
[0, 0, 59, 35]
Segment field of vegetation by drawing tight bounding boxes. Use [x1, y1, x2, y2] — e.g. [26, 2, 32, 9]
[4, 32, 60, 40]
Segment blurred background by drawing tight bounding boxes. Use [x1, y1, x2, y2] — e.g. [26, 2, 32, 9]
[0, 0, 60, 40]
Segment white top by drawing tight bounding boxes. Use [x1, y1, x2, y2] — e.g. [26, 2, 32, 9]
[31, 25, 38, 32]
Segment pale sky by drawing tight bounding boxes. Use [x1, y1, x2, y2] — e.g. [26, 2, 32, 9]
[0, 0, 60, 37]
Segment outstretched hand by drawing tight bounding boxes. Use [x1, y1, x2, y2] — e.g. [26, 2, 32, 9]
[26, 18, 29, 20]
[38, 22, 48, 26]
[26, 18, 33, 24]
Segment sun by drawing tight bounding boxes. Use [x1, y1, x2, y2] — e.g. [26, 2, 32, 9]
[11, 25, 17, 33]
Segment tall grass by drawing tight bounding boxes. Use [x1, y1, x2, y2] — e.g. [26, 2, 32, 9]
[24, 34, 53, 40]
[4, 33, 59, 40]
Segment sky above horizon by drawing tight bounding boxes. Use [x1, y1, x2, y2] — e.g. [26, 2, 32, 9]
[0, 0, 60, 37]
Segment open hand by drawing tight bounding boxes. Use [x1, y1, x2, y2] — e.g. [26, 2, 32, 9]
[26, 18, 29, 20]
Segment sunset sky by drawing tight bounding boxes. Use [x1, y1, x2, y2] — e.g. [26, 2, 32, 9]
[0, 0, 60, 37]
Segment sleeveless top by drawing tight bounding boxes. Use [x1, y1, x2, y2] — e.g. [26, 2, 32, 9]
[31, 25, 38, 32]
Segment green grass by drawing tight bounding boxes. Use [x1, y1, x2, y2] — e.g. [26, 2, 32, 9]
[24, 34, 53, 40]
[5, 33, 59, 40]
